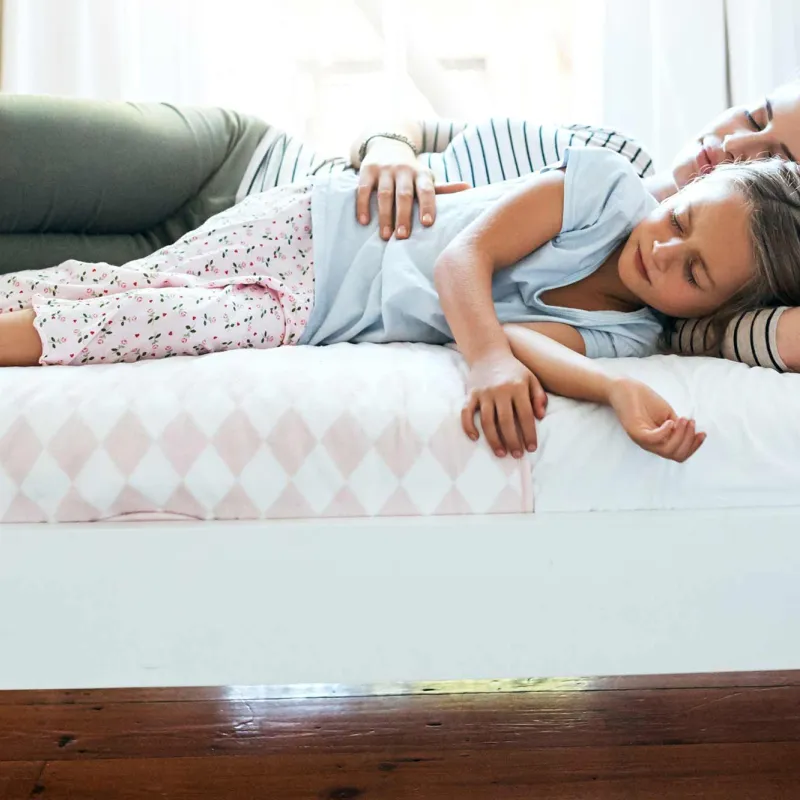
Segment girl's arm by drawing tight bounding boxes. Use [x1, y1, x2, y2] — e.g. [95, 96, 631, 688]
[502, 323, 706, 462]
[433, 168, 565, 459]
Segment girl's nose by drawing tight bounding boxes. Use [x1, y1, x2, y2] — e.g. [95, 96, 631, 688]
[651, 238, 682, 272]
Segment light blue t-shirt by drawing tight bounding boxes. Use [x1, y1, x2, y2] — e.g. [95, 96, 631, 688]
[299, 146, 663, 358]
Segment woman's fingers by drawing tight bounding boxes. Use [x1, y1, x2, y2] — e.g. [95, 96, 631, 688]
[415, 170, 438, 227]
[356, 165, 379, 225]
[434, 181, 471, 195]
[394, 168, 416, 238]
[376, 170, 396, 239]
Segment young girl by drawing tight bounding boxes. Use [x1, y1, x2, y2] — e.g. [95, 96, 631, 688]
[2, 148, 799, 463]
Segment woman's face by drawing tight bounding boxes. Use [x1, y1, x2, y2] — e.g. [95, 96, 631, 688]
[671, 81, 800, 189]
[618, 176, 754, 318]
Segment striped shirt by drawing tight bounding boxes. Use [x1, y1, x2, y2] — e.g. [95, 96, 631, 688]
[236, 118, 655, 201]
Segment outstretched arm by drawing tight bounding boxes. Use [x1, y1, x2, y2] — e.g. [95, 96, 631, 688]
[499, 323, 706, 462]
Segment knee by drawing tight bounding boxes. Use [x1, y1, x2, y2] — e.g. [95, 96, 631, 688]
[0, 309, 43, 366]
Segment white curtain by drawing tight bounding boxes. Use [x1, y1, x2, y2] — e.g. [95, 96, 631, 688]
[601, 0, 800, 172]
[2, 0, 208, 103]
[725, 0, 800, 105]
[1, 0, 606, 155]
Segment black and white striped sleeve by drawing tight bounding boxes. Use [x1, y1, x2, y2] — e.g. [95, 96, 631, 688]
[237, 126, 353, 201]
[419, 118, 655, 188]
[670, 308, 790, 371]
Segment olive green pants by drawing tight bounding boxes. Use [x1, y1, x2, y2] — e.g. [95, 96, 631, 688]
[0, 95, 269, 274]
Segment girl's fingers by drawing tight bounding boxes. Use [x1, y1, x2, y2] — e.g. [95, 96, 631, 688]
[637, 419, 675, 445]
[480, 401, 505, 457]
[496, 399, 523, 457]
[514, 394, 538, 454]
[657, 417, 689, 459]
[461, 394, 480, 441]
[687, 431, 707, 459]
[670, 420, 697, 462]
[531, 378, 548, 421]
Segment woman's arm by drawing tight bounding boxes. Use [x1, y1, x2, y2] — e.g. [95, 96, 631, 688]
[350, 118, 470, 240]
[502, 323, 706, 462]
[670, 308, 800, 372]
[349, 118, 424, 171]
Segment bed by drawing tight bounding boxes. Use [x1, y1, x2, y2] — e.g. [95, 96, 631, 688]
[1, 344, 799, 691]
[1, 96, 798, 692]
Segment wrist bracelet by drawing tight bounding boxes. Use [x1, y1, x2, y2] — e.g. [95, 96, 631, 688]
[358, 133, 419, 163]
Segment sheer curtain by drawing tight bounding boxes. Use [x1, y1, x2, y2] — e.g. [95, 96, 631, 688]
[2, 0, 207, 102]
[601, 0, 800, 173]
[1, 0, 605, 155]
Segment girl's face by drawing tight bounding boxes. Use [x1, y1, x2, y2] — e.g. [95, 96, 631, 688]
[618, 177, 754, 318]
[671, 81, 800, 190]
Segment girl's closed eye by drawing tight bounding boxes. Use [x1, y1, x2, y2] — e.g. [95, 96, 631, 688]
[669, 210, 698, 286]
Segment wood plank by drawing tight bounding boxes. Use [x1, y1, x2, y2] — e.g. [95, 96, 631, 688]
[1, 684, 799, 762]
[1, 670, 799, 706]
[30, 743, 800, 800]
[0, 762, 45, 800]
[0, 670, 800, 706]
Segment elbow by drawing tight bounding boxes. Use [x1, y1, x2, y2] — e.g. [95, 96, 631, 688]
[433, 251, 458, 293]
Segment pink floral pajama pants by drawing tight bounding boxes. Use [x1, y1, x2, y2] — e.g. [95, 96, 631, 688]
[0, 183, 314, 365]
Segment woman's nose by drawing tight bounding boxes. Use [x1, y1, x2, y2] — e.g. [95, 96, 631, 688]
[722, 130, 773, 161]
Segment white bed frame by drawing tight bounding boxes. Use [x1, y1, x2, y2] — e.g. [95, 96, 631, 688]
[2, 507, 799, 690]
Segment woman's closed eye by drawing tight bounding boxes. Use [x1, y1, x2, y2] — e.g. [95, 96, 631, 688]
[670, 209, 683, 233]
[744, 108, 764, 132]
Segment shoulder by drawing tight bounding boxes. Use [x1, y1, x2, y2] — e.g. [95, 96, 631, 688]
[560, 147, 654, 233]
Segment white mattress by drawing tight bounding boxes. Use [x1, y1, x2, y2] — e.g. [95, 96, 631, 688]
[1, 345, 798, 522]
[530, 353, 800, 512]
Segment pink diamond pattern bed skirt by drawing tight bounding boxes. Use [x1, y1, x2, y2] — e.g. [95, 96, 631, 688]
[0, 343, 532, 523]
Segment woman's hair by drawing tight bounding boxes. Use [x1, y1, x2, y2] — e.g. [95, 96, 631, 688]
[667, 157, 800, 353]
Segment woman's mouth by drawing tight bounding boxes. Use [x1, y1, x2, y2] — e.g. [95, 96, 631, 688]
[697, 140, 724, 173]
[696, 144, 713, 173]
[635, 245, 650, 283]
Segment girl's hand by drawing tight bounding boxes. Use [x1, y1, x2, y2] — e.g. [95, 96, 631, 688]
[461, 351, 548, 458]
[356, 140, 470, 240]
[608, 378, 706, 462]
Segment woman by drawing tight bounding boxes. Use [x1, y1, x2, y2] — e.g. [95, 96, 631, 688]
[348, 80, 800, 372]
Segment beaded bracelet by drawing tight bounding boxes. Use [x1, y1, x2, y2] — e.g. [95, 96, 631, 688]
[358, 132, 419, 163]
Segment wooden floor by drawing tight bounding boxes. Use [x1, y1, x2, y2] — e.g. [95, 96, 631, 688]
[1, 671, 800, 799]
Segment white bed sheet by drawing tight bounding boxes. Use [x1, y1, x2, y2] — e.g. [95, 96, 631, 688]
[531, 353, 800, 512]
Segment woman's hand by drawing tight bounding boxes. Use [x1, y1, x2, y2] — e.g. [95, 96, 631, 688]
[461, 351, 548, 458]
[608, 378, 705, 462]
[356, 140, 470, 240]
